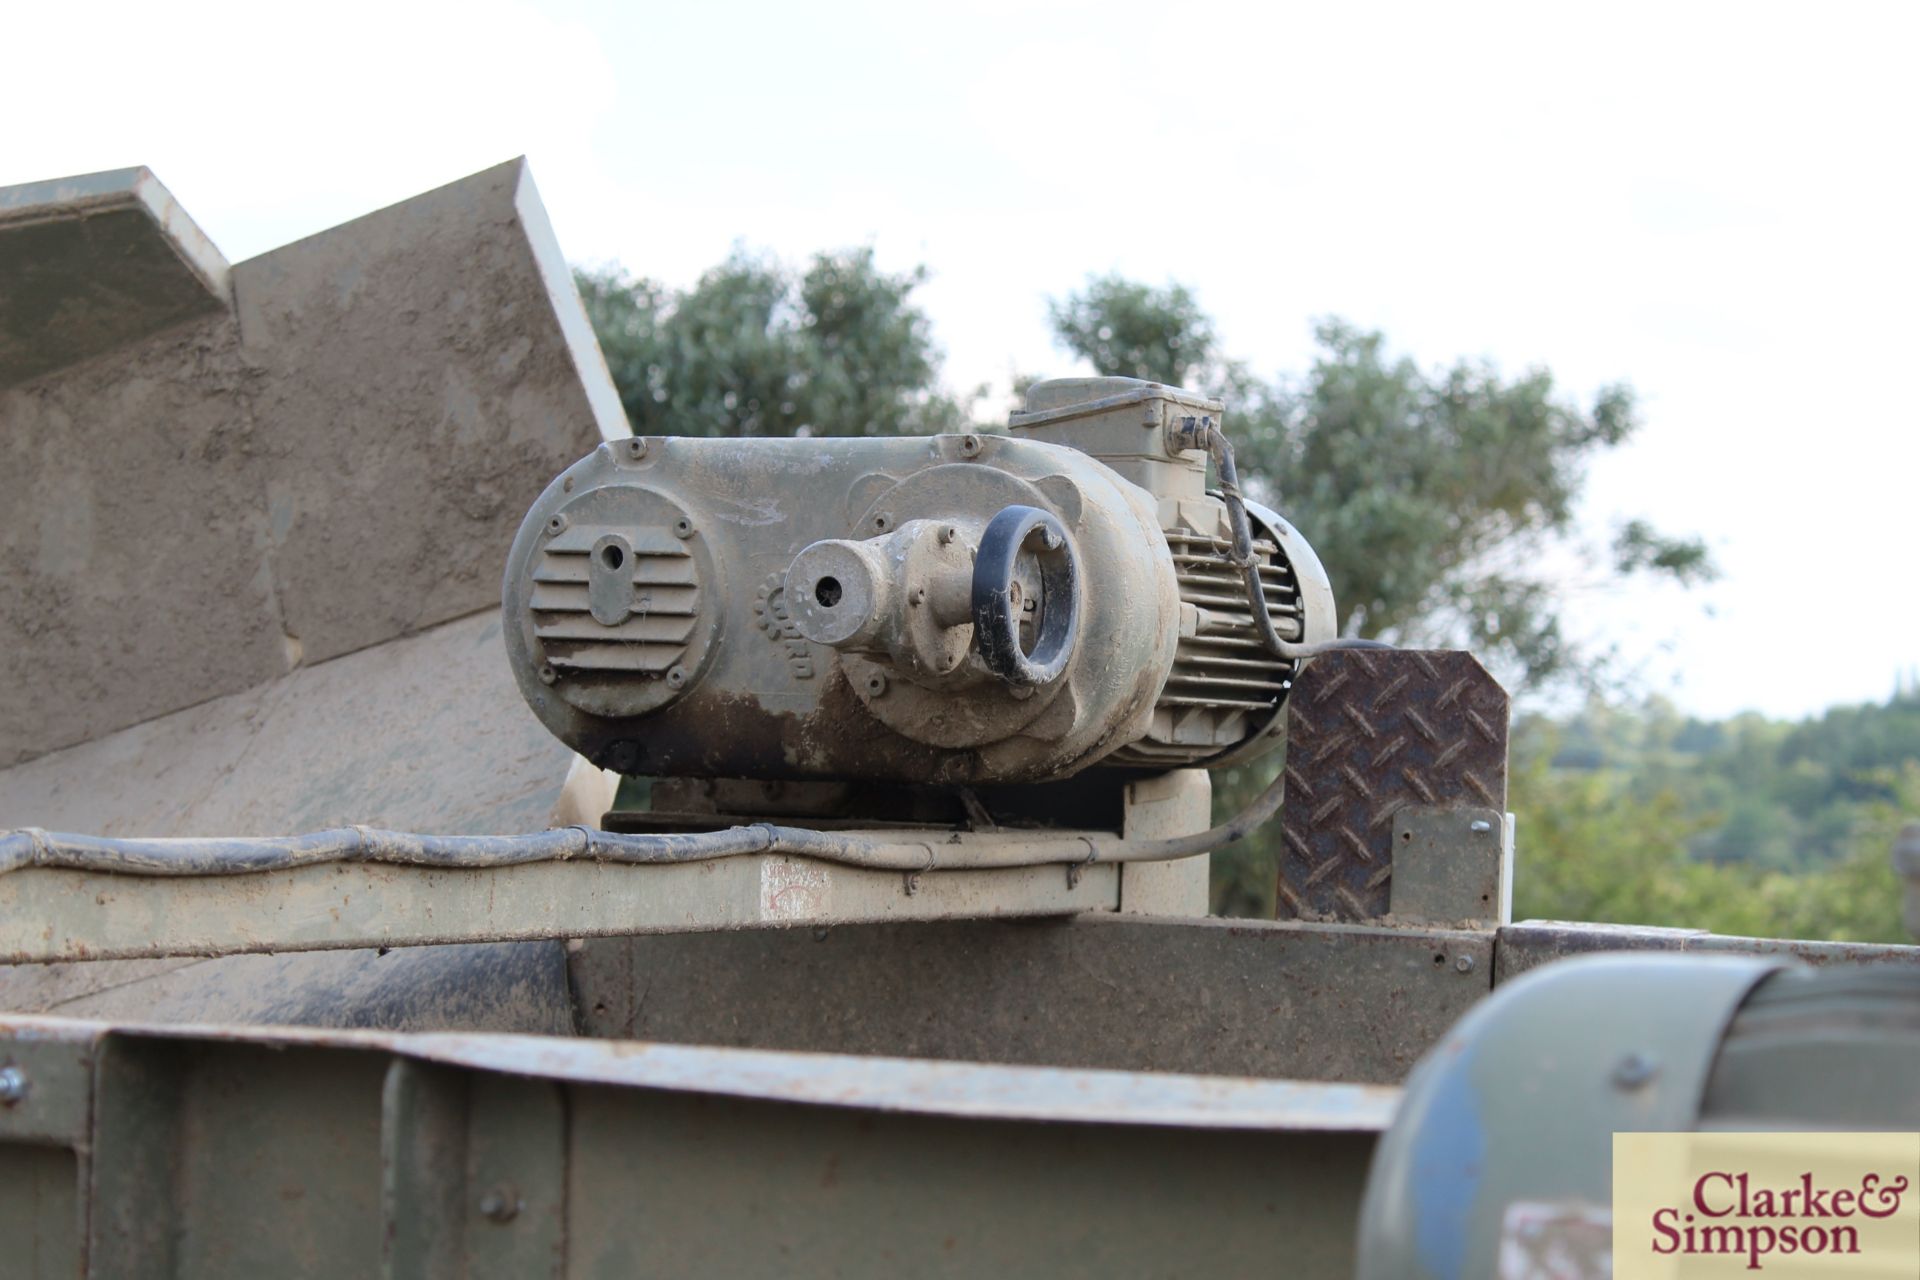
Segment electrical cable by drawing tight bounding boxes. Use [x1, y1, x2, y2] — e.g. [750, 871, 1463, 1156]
[0, 764, 1289, 881]
[1202, 424, 1393, 661]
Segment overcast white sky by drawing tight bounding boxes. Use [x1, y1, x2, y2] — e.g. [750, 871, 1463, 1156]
[7, 0, 1915, 719]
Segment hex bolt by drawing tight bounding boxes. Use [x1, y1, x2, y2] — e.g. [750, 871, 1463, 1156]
[1470, 819, 1493, 833]
[672, 518, 694, 540]
[958, 434, 982, 458]
[478, 1185, 521, 1224]
[866, 673, 888, 697]
[0, 1066, 27, 1106]
[665, 666, 688, 690]
[1453, 955, 1475, 974]
[1610, 1051, 1659, 1092]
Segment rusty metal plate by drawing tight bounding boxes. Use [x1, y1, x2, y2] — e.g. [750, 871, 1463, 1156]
[1276, 649, 1509, 921]
[570, 914, 1492, 1085]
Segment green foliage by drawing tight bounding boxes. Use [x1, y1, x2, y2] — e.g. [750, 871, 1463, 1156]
[1047, 276, 1218, 388]
[1043, 280, 1714, 690]
[1547, 690, 1920, 873]
[577, 249, 972, 439]
[1507, 696, 1920, 942]
[1234, 321, 1713, 686]
[1613, 519, 1715, 585]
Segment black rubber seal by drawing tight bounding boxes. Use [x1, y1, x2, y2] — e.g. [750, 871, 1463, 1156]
[971, 505, 1080, 687]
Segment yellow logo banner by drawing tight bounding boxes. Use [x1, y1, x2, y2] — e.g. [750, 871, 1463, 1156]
[1613, 1132, 1920, 1278]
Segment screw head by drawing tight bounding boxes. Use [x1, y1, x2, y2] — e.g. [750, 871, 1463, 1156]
[1470, 819, 1493, 833]
[865, 673, 888, 696]
[538, 664, 558, 686]
[545, 513, 568, 535]
[1611, 1051, 1659, 1092]
[665, 666, 688, 689]
[626, 437, 649, 458]
[478, 1185, 521, 1224]
[0, 1066, 28, 1105]
[672, 518, 693, 540]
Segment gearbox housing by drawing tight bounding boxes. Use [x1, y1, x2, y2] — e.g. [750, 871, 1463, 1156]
[501, 378, 1333, 785]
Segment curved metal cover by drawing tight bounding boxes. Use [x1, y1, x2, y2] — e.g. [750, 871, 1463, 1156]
[1356, 953, 1785, 1280]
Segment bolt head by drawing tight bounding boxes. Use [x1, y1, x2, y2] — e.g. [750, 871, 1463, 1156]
[1453, 954, 1475, 974]
[478, 1185, 521, 1223]
[666, 666, 688, 689]
[1610, 1051, 1659, 1091]
[626, 437, 649, 458]
[538, 665, 558, 686]
[672, 518, 694, 540]
[1470, 819, 1493, 833]
[0, 1066, 28, 1105]
[958, 434, 982, 457]
[865, 674, 888, 697]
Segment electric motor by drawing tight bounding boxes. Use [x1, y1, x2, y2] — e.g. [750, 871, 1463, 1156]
[501, 377, 1334, 784]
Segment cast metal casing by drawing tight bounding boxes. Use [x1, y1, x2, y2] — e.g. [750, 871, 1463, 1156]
[502, 430, 1182, 784]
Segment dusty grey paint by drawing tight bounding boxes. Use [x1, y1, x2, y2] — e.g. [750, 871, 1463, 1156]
[0, 157, 622, 768]
[0, 943, 574, 1035]
[0, 611, 583, 839]
[569, 913, 1494, 1084]
[502, 430, 1183, 783]
[0, 306, 291, 768]
[231, 157, 627, 667]
[0, 166, 230, 389]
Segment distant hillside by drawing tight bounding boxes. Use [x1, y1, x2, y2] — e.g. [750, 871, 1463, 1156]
[1527, 689, 1920, 870]
[1507, 689, 1920, 941]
